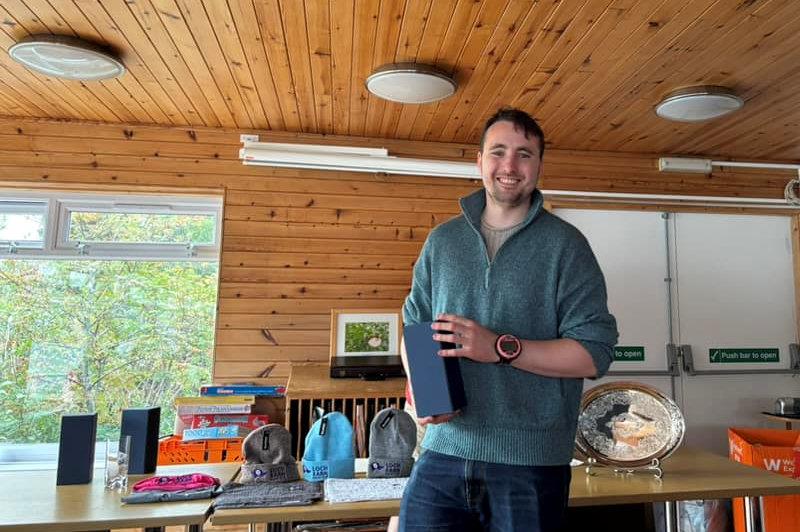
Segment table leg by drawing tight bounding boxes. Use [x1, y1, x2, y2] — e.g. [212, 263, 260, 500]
[664, 500, 678, 532]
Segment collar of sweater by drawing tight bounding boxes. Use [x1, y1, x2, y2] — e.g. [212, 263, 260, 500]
[459, 188, 545, 232]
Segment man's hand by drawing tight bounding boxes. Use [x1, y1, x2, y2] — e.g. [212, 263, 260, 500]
[432, 313, 499, 364]
[418, 411, 459, 426]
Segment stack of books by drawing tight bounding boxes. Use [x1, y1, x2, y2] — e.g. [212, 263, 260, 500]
[199, 384, 286, 397]
[173, 384, 285, 441]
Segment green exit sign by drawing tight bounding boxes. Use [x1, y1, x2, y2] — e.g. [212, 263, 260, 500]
[709, 348, 779, 363]
[614, 346, 645, 361]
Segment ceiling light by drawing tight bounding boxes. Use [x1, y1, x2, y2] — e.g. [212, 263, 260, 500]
[655, 86, 743, 122]
[9, 34, 125, 80]
[366, 63, 457, 104]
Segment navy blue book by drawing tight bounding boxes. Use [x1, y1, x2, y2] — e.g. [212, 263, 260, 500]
[403, 321, 466, 417]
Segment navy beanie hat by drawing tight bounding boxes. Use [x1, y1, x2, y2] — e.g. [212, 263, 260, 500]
[367, 407, 416, 478]
[302, 412, 355, 482]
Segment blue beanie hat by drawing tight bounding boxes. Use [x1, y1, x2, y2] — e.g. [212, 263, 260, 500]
[302, 412, 354, 482]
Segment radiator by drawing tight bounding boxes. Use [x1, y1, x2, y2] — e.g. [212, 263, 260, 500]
[286, 395, 406, 458]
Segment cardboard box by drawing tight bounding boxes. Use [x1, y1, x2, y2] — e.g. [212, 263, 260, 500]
[403, 321, 466, 417]
[728, 427, 800, 532]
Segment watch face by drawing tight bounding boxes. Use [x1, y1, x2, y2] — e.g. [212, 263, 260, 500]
[496, 334, 522, 358]
[499, 337, 519, 356]
[575, 382, 685, 468]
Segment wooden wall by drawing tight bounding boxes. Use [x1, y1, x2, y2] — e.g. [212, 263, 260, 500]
[0, 117, 789, 385]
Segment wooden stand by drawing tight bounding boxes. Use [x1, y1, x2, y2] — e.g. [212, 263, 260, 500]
[285, 364, 406, 457]
[287, 364, 406, 400]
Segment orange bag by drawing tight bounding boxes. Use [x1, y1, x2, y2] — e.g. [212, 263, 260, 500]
[728, 427, 800, 532]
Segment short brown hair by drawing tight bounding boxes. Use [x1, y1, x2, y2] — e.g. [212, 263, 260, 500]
[479, 107, 545, 158]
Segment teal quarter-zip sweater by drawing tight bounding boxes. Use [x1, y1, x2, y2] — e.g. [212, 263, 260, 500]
[403, 188, 618, 466]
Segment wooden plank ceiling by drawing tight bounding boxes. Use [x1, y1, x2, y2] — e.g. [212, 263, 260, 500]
[0, 0, 799, 161]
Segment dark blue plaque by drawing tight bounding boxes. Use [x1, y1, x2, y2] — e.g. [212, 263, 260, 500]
[403, 321, 466, 417]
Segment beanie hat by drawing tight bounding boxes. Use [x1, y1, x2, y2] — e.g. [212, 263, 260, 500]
[240, 424, 300, 483]
[132, 473, 219, 492]
[302, 412, 355, 482]
[367, 407, 416, 478]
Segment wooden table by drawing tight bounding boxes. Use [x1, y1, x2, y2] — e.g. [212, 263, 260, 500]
[211, 447, 800, 531]
[0, 462, 240, 532]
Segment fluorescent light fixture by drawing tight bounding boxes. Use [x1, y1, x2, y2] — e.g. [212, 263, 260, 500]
[658, 157, 800, 174]
[655, 86, 743, 122]
[239, 139, 480, 179]
[541, 189, 797, 209]
[366, 63, 457, 104]
[658, 157, 713, 173]
[658, 157, 800, 205]
[9, 34, 125, 80]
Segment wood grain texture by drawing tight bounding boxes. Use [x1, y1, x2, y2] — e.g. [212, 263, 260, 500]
[0, 0, 798, 160]
[0, 116, 791, 386]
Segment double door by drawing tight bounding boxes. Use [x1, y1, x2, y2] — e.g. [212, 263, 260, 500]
[555, 209, 799, 454]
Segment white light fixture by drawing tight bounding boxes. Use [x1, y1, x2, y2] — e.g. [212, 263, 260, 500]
[658, 157, 713, 173]
[9, 34, 125, 80]
[240, 138, 480, 179]
[655, 86, 743, 122]
[658, 156, 800, 205]
[366, 63, 457, 104]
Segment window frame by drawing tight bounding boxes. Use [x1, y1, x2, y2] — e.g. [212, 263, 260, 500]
[0, 198, 48, 250]
[0, 190, 222, 261]
[0, 189, 222, 466]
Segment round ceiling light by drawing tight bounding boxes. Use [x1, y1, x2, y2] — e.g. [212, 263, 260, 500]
[655, 86, 743, 122]
[9, 34, 125, 81]
[366, 63, 457, 104]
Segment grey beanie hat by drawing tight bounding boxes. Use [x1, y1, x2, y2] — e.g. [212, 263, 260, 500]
[240, 424, 300, 483]
[367, 407, 416, 478]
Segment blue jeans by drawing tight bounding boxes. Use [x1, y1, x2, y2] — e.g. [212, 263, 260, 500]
[399, 450, 571, 532]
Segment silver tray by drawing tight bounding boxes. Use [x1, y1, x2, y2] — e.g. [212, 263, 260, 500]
[575, 381, 685, 468]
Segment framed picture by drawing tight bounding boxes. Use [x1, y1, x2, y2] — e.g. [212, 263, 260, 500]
[330, 309, 401, 358]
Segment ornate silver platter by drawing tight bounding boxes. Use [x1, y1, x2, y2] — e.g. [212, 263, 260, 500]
[575, 381, 685, 468]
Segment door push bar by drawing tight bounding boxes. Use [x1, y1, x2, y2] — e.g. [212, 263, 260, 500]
[680, 344, 800, 376]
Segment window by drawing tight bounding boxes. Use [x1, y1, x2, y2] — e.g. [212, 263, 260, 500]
[0, 200, 46, 250]
[0, 191, 221, 466]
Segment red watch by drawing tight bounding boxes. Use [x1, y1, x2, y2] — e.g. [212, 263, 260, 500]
[495, 334, 522, 364]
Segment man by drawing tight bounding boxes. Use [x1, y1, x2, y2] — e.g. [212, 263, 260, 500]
[398, 108, 618, 531]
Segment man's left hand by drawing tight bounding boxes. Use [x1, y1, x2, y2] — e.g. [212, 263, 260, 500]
[432, 313, 498, 364]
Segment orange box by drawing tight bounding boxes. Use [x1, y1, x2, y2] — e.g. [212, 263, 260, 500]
[728, 427, 800, 532]
[157, 435, 244, 465]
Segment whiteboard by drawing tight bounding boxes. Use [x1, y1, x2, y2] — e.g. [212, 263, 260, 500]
[554, 209, 671, 372]
[674, 213, 796, 371]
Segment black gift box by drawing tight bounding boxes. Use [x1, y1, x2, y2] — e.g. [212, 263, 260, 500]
[56, 413, 97, 485]
[403, 321, 466, 417]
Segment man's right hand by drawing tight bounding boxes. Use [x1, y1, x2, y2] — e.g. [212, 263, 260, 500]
[418, 411, 459, 426]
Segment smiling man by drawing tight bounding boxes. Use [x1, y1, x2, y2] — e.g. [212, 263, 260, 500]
[398, 108, 619, 531]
